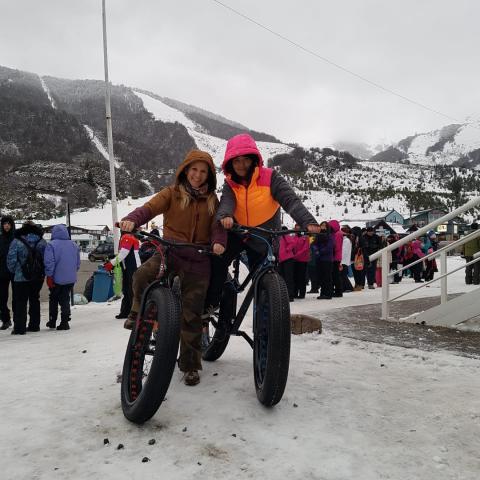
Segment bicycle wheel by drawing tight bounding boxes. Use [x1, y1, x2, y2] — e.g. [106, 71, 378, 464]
[202, 279, 235, 362]
[253, 271, 291, 406]
[121, 286, 181, 424]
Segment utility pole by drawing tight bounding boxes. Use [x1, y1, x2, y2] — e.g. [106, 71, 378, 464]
[102, 0, 119, 253]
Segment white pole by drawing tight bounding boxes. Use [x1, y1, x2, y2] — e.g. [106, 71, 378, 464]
[102, 0, 119, 253]
[381, 250, 389, 319]
[440, 251, 448, 304]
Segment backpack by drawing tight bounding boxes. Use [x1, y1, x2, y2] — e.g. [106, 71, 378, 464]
[18, 237, 44, 281]
[353, 250, 364, 271]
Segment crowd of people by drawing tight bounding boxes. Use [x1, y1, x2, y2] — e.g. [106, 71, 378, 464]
[276, 224, 448, 301]
[0, 218, 80, 334]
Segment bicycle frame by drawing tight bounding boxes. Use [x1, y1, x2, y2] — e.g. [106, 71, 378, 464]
[125, 228, 209, 345]
[221, 227, 300, 348]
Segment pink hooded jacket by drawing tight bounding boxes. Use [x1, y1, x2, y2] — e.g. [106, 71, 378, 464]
[328, 220, 343, 263]
[222, 134, 264, 169]
[292, 236, 310, 262]
[279, 234, 297, 263]
[411, 240, 425, 259]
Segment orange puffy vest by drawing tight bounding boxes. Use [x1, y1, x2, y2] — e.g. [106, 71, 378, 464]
[226, 166, 279, 226]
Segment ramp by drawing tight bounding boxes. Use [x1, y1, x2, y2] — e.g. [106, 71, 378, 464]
[409, 287, 480, 328]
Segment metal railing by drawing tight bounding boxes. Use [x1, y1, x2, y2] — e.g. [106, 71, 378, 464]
[369, 196, 480, 319]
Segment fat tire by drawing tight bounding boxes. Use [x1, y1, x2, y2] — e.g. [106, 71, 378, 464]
[253, 271, 291, 406]
[202, 278, 235, 362]
[121, 287, 180, 424]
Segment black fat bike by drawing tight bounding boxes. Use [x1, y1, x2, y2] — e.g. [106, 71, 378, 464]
[203, 224, 307, 407]
[120, 229, 210, 424]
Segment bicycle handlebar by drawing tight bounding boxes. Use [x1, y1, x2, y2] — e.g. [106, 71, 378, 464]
[114, 222, 211, 254]
[231, 223, 311, 237]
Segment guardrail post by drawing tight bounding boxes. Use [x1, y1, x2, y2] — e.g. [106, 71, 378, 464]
[440, 251, 448, 304]
[381, 250, 389, 319]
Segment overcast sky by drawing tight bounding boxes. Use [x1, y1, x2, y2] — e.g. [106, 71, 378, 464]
[1, 0, 479, 148]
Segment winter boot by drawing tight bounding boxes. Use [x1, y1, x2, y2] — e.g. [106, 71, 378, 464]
[0, 320, 12, 330]
[124, 311, 138, 330]
[183, 370, 200, 386]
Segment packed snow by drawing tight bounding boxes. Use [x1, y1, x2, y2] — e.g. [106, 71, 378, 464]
[1, 256, 479, 479]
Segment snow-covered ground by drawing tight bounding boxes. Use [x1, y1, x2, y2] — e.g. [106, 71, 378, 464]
[1, 257, 479, 479]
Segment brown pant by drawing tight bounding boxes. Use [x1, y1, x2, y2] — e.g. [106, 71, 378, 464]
[131, 253, 208, 372]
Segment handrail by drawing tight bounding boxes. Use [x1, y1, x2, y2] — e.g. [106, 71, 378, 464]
[389, 256, 480, 303]
[387, 228, 480, 277]
[369, 195, 480, 261]
[370, 195, 480, 320]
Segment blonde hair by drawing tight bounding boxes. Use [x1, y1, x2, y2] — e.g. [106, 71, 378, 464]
[178, 184, 217, 216]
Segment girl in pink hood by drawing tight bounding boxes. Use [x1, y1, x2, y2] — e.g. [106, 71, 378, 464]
[328, 219, 344, 297]
[204, 133, 320, 311]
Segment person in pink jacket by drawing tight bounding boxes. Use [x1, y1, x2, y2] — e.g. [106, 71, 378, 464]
[410, 239, 425, 283]
[328, 220, 344, 297]
[278, 228, 297, 302]
[292, 224, 310, 299]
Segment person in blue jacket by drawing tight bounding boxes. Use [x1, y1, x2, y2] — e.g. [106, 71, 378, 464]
[44, 224, 80, 330]
[7, 222, 47, 334]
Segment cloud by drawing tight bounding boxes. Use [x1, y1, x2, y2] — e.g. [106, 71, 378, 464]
[1, 0, 479, 147]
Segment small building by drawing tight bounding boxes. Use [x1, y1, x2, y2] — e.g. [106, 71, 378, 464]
[42, 225, 111, 251]
[382, 209, 405, 225]
[404, 209, 448, 228]
[368, 220, 407, 237]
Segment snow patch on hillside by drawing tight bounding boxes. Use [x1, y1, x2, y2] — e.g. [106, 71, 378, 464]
[83, 125, 120, 168]
[135, 91, 196, 130]
[39, 75, 56, 109]
[134, 91, 293, 169]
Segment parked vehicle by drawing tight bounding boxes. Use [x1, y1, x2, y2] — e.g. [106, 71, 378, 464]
[88, 243, 115, 262]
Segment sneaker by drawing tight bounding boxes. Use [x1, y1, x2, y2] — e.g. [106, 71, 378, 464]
[183, 370, 200, 386]
[46, 321, 56, 329]
[124, 311, 137, 330]
[0, 320, 12, 330]
[56, 322, 70, 331]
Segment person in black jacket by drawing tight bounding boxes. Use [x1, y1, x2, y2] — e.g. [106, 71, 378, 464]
[0, 216, 15, 329]
[361, 227, 382, 289]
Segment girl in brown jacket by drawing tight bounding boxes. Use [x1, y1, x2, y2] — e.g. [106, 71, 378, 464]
[119, 150, 226, 386]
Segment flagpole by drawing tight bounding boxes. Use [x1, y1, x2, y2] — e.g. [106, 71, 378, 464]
[102, 0, 119, 253]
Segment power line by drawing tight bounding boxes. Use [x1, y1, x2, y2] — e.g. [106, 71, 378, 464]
[210, 0, 464, 125]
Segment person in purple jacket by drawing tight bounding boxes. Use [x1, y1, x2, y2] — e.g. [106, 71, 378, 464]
[314, 221, 334, 300]
[44, 224, 80, 330]
[328, 219, 344, 297]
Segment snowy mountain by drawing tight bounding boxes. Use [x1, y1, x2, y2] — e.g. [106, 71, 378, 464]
[0, 65, 290, 219]
[370, 121, 480, 169]
[1, 64, 480, 225]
